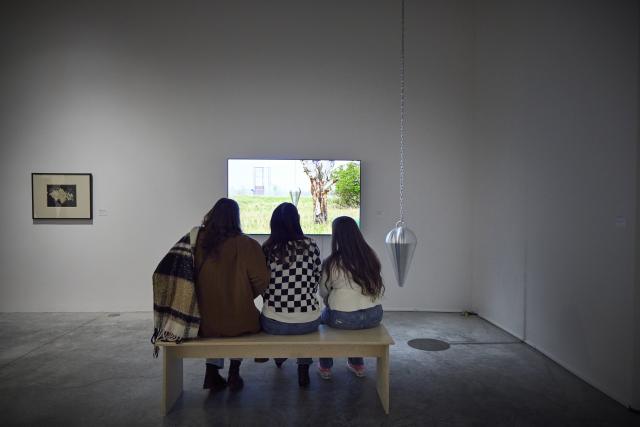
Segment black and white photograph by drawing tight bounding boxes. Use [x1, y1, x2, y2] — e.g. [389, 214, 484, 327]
[46, 184, 77, 207]
[32, 173, 92, 219]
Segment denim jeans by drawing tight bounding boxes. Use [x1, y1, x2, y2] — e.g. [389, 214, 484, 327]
[206, 358, 242, 368]
[319, 304, 383, 369]
[260, 314, 321, 365]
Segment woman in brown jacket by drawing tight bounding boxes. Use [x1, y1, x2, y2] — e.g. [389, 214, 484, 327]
[195, 198, 270, 392]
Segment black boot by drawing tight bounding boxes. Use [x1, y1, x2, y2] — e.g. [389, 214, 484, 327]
[228, 360, 244, 392]
[298, 364, 310, 388]
[203, 364, 227, 391]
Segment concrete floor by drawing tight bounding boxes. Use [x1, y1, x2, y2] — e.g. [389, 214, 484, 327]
[0, 312, 637, 426]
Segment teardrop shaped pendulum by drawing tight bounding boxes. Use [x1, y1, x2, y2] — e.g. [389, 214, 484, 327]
[386, 0, 417, 287]
[386, 221, 417, 287]
[289, 187, 301, 207]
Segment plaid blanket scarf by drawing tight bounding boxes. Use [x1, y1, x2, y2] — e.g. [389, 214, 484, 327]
[151, 227, 201, 357]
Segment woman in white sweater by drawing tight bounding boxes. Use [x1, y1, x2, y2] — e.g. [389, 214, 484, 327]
[318, 216, 384, 379]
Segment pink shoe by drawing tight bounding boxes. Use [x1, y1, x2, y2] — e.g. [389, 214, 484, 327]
[318, 366, 332, 380]
[347, 362, 365, 377]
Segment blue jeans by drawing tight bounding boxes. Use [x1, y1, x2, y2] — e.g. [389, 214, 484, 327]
[260, 314, 321, 365]
[319, 305, 383, 369]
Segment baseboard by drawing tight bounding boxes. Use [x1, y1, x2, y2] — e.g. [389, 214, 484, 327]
[476, 314, 524, 341]
[383, 307, 466, 313]
[523, 338, 631, 408]
[475, 313, 632, 408]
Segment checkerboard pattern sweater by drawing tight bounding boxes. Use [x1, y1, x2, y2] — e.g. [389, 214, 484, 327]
[262, 238, 322, 323]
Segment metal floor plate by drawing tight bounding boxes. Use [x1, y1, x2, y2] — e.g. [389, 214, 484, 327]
[408, 338, 450, 351]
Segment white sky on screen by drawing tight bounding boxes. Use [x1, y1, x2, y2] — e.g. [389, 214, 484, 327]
[228, 159, 358, 196]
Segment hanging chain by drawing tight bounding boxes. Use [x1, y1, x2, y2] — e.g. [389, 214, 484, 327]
[399, 0, 406, 224]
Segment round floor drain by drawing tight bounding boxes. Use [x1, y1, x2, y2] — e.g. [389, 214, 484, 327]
[408, 338, 450, 351]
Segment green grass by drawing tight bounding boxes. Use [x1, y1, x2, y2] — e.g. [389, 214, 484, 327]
[234, 195, 359, 235]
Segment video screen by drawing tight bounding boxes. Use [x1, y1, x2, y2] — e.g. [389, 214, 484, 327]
[228, 159, 361, 235]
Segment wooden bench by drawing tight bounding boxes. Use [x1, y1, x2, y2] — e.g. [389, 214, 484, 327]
[157, 324, 394, 415]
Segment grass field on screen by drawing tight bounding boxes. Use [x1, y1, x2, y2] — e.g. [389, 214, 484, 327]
[234, 195, 359, 235]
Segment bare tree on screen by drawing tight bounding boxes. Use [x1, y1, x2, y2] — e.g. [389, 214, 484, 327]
[301, 160, 336, 224]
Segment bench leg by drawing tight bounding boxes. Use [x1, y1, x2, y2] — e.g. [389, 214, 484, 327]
[162, 347, 183, 415]
[376, 346, 390, 414]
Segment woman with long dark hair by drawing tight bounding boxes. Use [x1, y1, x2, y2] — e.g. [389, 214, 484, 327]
[260, 203, 322, 387]
[195, 198, 270, 392]
[317, 216, 384, 380]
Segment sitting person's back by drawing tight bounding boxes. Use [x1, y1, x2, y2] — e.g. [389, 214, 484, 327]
[321, 264, 382, 313]
[259, 202, 322, 388]
[195, 233, 269, 337]
[194, 197, 269, 393]
[317, 216, 384, 379]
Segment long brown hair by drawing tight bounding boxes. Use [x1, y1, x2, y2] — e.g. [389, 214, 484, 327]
[198, 198, 242, 260]
[322, 216, 384, 300]
[262, 203, 307, 266]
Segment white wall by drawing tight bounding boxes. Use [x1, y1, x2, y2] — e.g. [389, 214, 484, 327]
[471, 0, 638, 407]
[0, 0, 474, 312]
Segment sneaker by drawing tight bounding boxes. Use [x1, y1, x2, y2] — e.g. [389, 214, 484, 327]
[317, 366, 332, 380]
[347, 362, 365, 377]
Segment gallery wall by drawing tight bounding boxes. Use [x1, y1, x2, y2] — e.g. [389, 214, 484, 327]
[471, 0, 639, 407]
[0, 0, 474, 312]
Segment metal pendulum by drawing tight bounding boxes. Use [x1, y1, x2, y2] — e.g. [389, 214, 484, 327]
[289, 187, 301, 207]
[386, 0, 417, 287]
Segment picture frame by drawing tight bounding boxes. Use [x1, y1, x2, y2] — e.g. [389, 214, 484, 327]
[32, 173, 93, 220]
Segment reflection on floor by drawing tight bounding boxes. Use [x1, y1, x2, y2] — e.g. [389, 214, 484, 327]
[0, 312, 636, 426]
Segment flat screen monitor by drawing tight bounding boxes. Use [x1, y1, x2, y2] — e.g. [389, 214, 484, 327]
[227, 159, 361, 235]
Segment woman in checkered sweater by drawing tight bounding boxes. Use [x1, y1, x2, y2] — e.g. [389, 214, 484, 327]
[260, 202, 322, 387]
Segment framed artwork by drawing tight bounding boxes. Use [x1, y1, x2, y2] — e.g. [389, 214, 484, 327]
[32, 173, 93, 220]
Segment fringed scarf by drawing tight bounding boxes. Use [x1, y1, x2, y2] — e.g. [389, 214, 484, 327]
[151, 227, 201, 357]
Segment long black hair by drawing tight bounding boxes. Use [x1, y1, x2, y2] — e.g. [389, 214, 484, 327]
[322, 216, 384, 300]
[198, 198, 242, 260]
[262, 203, 307, 266]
